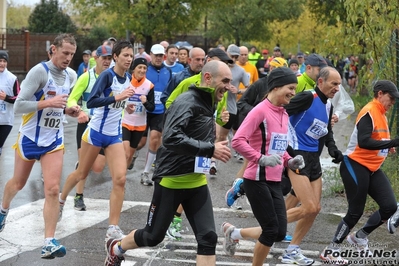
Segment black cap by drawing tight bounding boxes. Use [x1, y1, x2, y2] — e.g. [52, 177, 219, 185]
[82, 50, 91, 55]
[0, 50, 9, 62]
[207, 48, 233, 64]
[373, 80, 399, 98]
[131, 57, 148, 70]
[267, 67, 298, 91]
[305, 53, 327, 68]
[274, 46, 281, 51]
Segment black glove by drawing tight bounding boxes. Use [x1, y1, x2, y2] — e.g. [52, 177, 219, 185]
[328, 148, 343, 164]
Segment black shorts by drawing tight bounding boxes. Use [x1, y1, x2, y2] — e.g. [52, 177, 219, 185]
[143, 113, 164, 135]
[222, 113, 239, 130]
[76, 121, 105, 155]
[292, 150, 322, 182]
[122, 127, 145, 148]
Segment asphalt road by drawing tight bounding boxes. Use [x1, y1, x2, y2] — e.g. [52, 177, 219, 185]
[0, 114, 398, 266]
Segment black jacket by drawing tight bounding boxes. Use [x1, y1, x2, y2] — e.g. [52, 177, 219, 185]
[153, 85, 216, 182]
[236, 76, 268, 126]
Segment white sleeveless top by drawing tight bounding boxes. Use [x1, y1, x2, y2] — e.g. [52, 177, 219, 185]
[19, 63, 70, 147]
[88, 69, 131, 136]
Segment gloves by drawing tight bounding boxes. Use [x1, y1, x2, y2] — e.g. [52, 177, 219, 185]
[258, 154, 282, 167]
[328, 147, 343, 163]
[288, 155, 305, 171]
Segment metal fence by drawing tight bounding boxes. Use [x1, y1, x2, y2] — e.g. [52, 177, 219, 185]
[1, 30, 58, 74]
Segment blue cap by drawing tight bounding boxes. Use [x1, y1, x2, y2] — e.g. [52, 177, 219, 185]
[96, 45, 112, 57]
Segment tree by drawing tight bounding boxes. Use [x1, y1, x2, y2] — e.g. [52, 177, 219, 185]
[308, 0, 346, 26]
[342, 0, 399, 90]
[6, 3, 31, 30]
[68, 0, 205, 50]
[206, 0, 305, 46]
[28, 0, 77, 33]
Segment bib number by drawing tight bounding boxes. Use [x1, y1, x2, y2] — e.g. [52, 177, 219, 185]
[0, 103, 6, 112]
[194, 157, 211, 174]
[134, 103, 144, 114]
[112, 101, 126, 109]
[39, 108, 62, 129]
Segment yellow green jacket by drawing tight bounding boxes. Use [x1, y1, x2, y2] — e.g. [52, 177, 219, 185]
[165, 73, 228, 126]
[296, 72, 315, 93]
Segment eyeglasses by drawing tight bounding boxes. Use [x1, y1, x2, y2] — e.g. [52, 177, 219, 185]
[154, 54, 164, 57]
[231, 55, 239, 59]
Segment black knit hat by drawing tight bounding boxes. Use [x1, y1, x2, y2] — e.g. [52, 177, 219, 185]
[0, 51, 9, 62]
[131, 58, 148, 70]
[289, 58, 299, 66]
[267, 67, 298, 91]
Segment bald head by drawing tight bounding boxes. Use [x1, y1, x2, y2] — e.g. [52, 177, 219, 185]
[201, 61, 232, 102]
[188, 47, 206, 73]
[238, 46, 249, 65]
[317, 66, 341, 99]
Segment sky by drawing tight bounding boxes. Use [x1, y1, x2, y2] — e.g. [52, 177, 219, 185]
[8, 0, 65, 7]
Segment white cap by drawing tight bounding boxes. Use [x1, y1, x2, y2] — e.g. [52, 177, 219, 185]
[151, 44, 165, 55]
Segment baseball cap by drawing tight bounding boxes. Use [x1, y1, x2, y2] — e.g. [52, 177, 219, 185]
[269, 57, 288, 68]
[262, 49, 269, 54]
[82, 50, 91, 55]
[138, 44, 145, 49]
[226, 44, 240, 56]
[297, 52, 304, 58]
[373, 80, 399, 98]
[207, 48, 233, 64]
[0, 50, 9, 62]
[151, 44, 165, 55]
[274, 46, 281, 51]
[108, 37, 117, 42]
[305, 53, 327, 68]
[96, 45, 112, 57]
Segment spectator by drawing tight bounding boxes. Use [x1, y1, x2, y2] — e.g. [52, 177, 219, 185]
[77, 49, 91, 77]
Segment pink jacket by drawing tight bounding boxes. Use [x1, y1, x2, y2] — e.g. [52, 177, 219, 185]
[232, 99, 291, 182]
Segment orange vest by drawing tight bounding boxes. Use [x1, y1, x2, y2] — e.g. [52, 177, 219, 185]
[347, 99, 390, 171]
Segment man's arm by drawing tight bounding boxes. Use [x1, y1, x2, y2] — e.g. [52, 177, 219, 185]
[163, 95, 215, 158]
[14, 64, 49, 113]
[284, 91, 313, 116]
[67, 72, 89, 107]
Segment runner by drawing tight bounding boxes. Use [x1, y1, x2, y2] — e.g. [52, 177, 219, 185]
[59, 40, 134, 241]
[0, 33, 79, 259]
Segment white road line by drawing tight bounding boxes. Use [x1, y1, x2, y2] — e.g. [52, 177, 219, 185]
[0, 197, 322, 265]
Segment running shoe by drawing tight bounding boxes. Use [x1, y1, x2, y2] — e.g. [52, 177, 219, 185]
[387, 203, 399, 234]
[128, 151, 139, 170]
[140, 172, 153, 186]
[58, 202, 64, 222]
[282, 234, 292, 243]
[346, 232, 372, 256]
[74, 161, 79, 170]
[221, 222, 239, 256]
[74, 195, 86, 211]
[209, 161, 217, 175]
[281, 247, 314, 265]
[237, 153, 244, 162]
[225, 178, 244, 207]
[320, 246, 349, 265]
[0, 210, 8, 232]
[166, 216, 183, 240]
[104, 238, 125, 266]
[106, 225, 125, 240]
[41, 238, 66, 259]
